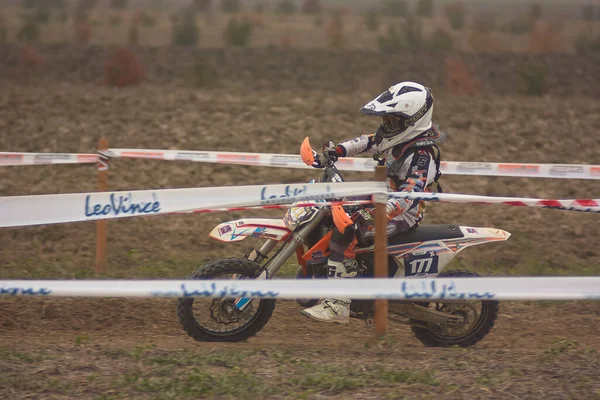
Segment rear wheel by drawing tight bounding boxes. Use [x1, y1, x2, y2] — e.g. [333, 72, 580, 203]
[177, 257, 276, 343]
[410, 269, 499, 348]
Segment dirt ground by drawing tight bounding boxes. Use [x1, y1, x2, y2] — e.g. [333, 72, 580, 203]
[2, 81, 599, 271]
[0, 299, 599, 399]
[0, 49, 599, 398]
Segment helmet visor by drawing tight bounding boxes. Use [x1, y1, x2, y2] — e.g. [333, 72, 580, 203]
[380, 115, 407, 138]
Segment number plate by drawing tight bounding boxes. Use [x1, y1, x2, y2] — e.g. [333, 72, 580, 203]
[403, 251, 439, 276]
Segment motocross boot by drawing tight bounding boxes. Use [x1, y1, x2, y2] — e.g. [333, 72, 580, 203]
[300, 259, 357, 324]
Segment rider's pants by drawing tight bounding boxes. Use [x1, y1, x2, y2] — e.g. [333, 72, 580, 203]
[329, 215, 416, 263]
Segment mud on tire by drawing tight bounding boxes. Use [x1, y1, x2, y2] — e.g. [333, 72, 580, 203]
[410, 269, 499, 348]
[177, 257, 276, 343]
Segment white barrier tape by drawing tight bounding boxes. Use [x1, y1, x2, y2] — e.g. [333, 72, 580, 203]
[3, 149, 600, 181]
[0, 277, 598, 300]
[388, 192, 600, 213]
[172, 200, 373, 215]
[107, 148, 600, 180]
[0, 152, 98, 166]
[0, 182, 384, 228]
[3, 183, 599, 229]
[440, 161, 600, 180]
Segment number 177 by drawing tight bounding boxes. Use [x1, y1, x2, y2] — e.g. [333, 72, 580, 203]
[409, 258, 433, 274]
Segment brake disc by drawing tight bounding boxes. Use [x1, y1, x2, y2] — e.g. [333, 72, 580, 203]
[209, 298, 252, 325]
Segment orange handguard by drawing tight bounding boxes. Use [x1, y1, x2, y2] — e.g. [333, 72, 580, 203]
[300, 136, 315, 166]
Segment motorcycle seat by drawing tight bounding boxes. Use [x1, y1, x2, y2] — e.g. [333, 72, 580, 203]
[389, 224, 464, 245]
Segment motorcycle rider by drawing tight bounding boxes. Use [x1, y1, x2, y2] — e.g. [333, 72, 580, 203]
[301, 81, 445, 324]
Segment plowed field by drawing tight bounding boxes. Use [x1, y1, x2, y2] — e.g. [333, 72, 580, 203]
[0, 47, 599, 399]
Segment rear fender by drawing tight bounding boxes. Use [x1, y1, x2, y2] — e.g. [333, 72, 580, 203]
[383, 226, 510, 278]
[210, 219, 291, 243]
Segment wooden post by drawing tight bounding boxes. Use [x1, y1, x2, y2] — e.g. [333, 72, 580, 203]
[95, 137, 109, 273]
[374, 165, 388, 338]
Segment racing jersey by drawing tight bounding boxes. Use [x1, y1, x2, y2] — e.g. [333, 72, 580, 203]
[337, 133, 438, 232]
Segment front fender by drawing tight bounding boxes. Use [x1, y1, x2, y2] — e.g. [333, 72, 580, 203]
[210, 219, 292, 243]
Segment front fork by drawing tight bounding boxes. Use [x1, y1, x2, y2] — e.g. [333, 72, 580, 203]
[233, 207, 329, 310]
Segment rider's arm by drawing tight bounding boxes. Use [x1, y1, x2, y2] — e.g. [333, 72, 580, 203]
[336, 134, 377, 157]
[385, 149, 437, 219]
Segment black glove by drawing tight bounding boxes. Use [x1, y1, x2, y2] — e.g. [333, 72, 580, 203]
[322, 141, 340, 162]
[309, 150, 325, 169]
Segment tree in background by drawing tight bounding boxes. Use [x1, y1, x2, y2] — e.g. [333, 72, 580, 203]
[517, 61, 546, 96]
[172, 12, 200, 46]
[0, 14, 6, 43]
[22, 0, 66, 8]
[280, 27, 292, 48]
[378, 25, 403, 52]
[428, 28, 453, 51]
[444, 56, 480, 96]
[110, 0, 128, 11]
[74, 0, 97, 21]
[574, 32, 600, 56]
[416, 0, 434, 18]
[377, 16, 423, 53]
[444, 0, 465, 31]
[42, 0, 67, 7]
[128, 12, 140, 45]
[35, 7, 51, 24]
[56, 8, 69, 23]
[528, 20, 563, 54]
[504, 16, 532, 35]
[327, 12, 344, 48]
[582, 4, 594, 21]
[383, 0, 409, 17]
[193, 0, 212, 13]
[469, 13, 499, 52]
[221, 0, 241, 14]
[16, 45, 45, 84]
[190, 56, 217, 88]
[151, 0, 165, 10]
[21, 0, 67, 24]
[21, 0, 37, 8]
[302, 0, 322, 15]
[472, 13, 497, 34]
[223, 17, 253, 47]
[364, 7, 380, 32]
[528, 4, 542, 23]
[109, 14, 122, 26]
[402, 16, 423, 50]
[74, 20, 92, 44]
[17, 17, 41, 43]
[104, 48, 145, 87]
[277, 0, 296, 15]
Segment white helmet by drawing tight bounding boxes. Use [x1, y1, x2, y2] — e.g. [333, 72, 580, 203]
[360, 81, 434, 152]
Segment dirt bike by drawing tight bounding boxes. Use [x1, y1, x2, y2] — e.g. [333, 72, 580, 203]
[177, 138, 511, 347]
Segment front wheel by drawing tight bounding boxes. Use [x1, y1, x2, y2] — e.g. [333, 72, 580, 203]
[410, 269, 499, 348]
[177, 257, 276, 343]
